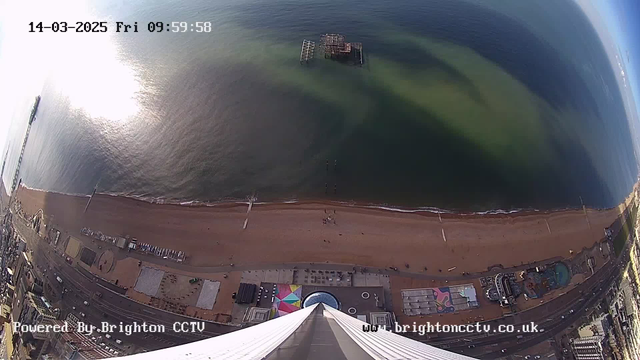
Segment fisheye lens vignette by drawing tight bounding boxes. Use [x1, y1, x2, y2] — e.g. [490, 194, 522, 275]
[0, 0, 640, 359]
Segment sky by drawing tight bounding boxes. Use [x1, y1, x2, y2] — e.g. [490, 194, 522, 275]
[577, 0, 640, 161]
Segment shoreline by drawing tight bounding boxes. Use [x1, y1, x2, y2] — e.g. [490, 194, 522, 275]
[13, 184, 636, 275]
[17, 183, 617, 218]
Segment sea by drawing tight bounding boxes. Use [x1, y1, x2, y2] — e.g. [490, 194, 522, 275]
[0, 0, 637, 212]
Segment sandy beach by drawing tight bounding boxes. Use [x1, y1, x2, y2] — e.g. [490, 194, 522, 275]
[14, 185, 634, 275]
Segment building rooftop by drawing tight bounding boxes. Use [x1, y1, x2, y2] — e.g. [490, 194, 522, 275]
[25, 292, 56, 320]
[402, 283, 480, 316]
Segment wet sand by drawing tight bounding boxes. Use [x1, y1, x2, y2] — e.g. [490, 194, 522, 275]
[14, 185, 634, 274]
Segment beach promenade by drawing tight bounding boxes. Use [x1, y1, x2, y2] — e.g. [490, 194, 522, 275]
[14, 185, 634, 275]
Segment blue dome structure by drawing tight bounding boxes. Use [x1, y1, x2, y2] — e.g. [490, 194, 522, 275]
[302, 291, 340, 309]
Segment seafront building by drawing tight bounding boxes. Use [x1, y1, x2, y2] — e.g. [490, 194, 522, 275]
[570, 336, 606, 360]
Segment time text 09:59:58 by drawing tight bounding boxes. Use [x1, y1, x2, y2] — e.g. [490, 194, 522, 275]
[28, 21, 213, 33]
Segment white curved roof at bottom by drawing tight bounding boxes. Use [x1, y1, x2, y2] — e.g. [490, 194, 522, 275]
[323, 304, 476, 360]
[117, 303, 476, 360]
[119, 304, 319, 360]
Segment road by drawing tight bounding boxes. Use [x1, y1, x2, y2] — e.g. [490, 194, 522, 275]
[477, 206, 635, 358]
[13, 217, 239, 354]
[409, 208, 635, 358]
[10, 203, 636, 357]
[413, 260, 617, 358]
[475, 236, 630, 357]
[480, 248, 627, 359]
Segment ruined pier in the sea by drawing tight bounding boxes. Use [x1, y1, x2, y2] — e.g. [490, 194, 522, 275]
[300, 34, 363, 66]
[299, 39, 316, 64]
[320, 33, 363, 65]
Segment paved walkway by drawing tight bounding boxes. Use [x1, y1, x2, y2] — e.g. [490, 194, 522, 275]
[124, 248, 565, 281]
